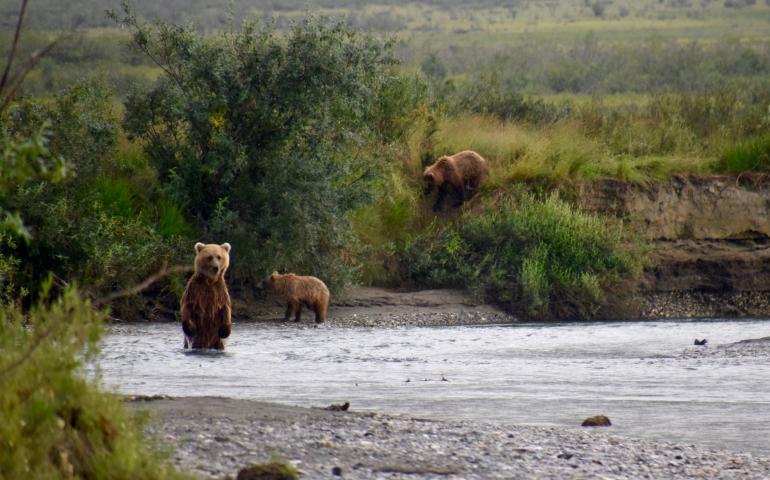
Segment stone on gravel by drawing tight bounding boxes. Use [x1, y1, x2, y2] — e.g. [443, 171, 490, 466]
[236, 461, 299, 480]
[133, 397, 770, 480]
[324, 402, 350, 412]
[582, 416, 612, 427]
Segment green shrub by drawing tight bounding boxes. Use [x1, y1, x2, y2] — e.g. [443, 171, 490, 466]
[2, 81, 189, 308]
[118, 10, 416, 290]
[115, 10, 409, 289]
[399, 189, 644, 320]
[0, 285, 187, 479]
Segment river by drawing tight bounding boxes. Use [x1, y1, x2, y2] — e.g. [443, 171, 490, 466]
[94, 319, 770, 454]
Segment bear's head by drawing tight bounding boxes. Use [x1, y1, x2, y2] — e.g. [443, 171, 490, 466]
[194, 242, 231, 282]
[259, 271, 282, 290]
[423, 157, 450, 194]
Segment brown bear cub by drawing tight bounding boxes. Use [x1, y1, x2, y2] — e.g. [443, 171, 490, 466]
[181, 242, 232, 349]
[423, 150, 489, 212]
[261, 271, 329, 324]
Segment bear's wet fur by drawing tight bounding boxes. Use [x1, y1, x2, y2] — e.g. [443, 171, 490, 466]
[181, 242, 232, 349]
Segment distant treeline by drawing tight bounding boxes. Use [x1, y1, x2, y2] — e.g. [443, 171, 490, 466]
[6, 29, 769, 99]
[5, 0, 769, 31]
[424, 37, 770, 95]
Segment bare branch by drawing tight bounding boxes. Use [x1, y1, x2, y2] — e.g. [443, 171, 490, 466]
[0, 0, 29, 94]
[0, 38, 63, 112]
[93, 262, 193, 308]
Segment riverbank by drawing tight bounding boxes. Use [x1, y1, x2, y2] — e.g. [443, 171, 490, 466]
[130, 396, 770, 480]
[233, 288, 515, 327]
[232, 286, 770, 327]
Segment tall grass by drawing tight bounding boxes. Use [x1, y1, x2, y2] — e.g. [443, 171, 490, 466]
[425, 114, 710, 187]
[424, 84, 768, 186]
[713, 136, 770, 173]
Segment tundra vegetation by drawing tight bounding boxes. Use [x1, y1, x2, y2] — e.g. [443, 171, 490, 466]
[2, 0, 768, 314]
[1, 0, 769, 473]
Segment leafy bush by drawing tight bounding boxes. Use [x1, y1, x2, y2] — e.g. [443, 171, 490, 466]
[119, 10, 414, 289]
[399, 189, 644, 319]
[0, 285, 187, 479]
[2, 81, 189, 310]
[10, 183, 181, 296]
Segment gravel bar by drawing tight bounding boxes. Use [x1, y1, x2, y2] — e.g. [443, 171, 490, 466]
[133, 397, 770, 480]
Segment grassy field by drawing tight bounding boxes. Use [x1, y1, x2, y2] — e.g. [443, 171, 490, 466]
[6, 0, 770, 92]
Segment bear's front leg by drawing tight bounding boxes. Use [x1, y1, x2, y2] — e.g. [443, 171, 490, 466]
[451, 184, 465, 208]
[284, 303, 294, 322]
[182, 318, 196, 338]
[294, 303, 302, 323]
[218, 323, 231, 339]
[433, 185, 447, 212]
[217, 305, 232, 339]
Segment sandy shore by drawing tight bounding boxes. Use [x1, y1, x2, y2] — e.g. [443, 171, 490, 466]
[130, 396, 770, 479]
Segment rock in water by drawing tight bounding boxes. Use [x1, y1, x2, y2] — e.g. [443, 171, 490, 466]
[582, 415, 612, 427]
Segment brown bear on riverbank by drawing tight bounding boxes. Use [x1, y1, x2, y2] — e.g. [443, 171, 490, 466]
[261, 272, 329, 323]
[181, 242, 232, 349]
[423, 150, 489, 212]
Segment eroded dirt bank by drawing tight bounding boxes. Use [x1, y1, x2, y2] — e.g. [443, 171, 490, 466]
[578, 175, 770, 318]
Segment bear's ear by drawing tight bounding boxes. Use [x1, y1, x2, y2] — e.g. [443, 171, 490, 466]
[221, 242, 231, 253]
[195, 242, 205, 253]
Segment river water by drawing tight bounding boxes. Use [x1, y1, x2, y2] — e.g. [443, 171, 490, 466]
[95, 319, 770, 454]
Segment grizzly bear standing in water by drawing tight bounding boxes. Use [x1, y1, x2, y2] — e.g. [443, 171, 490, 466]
[423, 150, 489, 212]
[261, 271, 329, 324]
[181, 242, 232, 349]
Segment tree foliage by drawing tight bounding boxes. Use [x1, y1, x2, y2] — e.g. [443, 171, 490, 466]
[118, 8, 408, 288]
[1, 81, 187, 313]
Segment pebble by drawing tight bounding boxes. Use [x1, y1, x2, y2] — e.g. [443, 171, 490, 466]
[638, 291, 770, 319]
[324, 309, 515, 328]
[140, 398, 770, 480]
